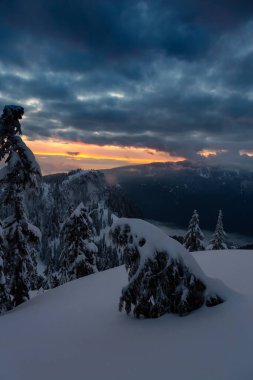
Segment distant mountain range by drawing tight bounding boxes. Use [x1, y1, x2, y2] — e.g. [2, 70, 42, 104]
[106, 161, 253, 237]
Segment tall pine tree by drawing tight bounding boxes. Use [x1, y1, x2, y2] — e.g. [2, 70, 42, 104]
[58, 202, 97, 284]
[0, 105, 42, 306]
[184, 210, 205, 252]
[207, 210, 227, 250]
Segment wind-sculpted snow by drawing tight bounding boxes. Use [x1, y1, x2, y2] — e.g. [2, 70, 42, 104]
[0, 251, 252, 380]
[112, 218, 227, 317]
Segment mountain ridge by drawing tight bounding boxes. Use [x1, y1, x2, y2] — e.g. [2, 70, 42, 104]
[105, 161, 253, 236]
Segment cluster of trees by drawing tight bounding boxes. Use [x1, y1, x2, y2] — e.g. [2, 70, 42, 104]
[0, 106, 100, 314]
[42, 201, 99, 289]
[183, 209, 227, 252]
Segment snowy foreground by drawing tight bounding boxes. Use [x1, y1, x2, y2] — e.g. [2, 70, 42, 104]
[1, 251, 253, 380]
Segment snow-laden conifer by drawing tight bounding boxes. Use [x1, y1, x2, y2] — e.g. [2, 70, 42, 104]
[184, 210, 205, 252]
[112, 218, 224, 318]
[0, 221, 11, 313]
[96, 233, 119, 271]
[0, 106, 42, 306]
[42, 250, 59, 290]
[91, 204, 120, 271]
[58, 202, 98, 284]
[207, 210, 227, 250]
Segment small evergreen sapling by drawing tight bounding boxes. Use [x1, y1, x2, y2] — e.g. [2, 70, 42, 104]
[184, 210, 205, 252]
[207, 210, 227, 250]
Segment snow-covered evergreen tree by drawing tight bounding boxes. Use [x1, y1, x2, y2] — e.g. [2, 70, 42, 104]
[0, 221, 11, 314]
[4, 214, 41, 289]
[91, 204, 120, 271]
[96, 233, 119, 271]
[42, 250, 59, 290]
[58, 202, 97, 284]
[184, 210, 205, 252]
[112, 218, 223, 318]
[0, 106, 41, 204]
[207, 210, 227, 250]
[0, 105, 42, 306]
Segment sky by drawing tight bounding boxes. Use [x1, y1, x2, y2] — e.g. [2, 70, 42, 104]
[1, 0, 253, 174]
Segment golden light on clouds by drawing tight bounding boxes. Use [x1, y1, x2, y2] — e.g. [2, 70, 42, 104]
[198, 149, 228, 157]
[240, 150, 253, 157]
[23, 137, 185, 174]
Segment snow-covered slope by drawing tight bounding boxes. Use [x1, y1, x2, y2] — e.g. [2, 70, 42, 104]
[1, 251, 253, 380]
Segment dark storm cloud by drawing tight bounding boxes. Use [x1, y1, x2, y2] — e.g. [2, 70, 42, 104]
[1, 0, 253, 167]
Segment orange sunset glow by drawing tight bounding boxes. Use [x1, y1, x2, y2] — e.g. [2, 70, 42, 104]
[23, 137, 185, 174]
[197, 149, 228, 157]
[240, 150, 253, 157]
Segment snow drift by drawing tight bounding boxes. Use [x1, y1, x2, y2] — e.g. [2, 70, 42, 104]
[0, 251, 253, 380]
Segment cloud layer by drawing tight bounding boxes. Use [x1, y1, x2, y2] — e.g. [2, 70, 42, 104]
[1, 0, 253, 170]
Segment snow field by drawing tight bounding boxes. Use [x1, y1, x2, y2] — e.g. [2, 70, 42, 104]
[0, 250, 253, 380]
